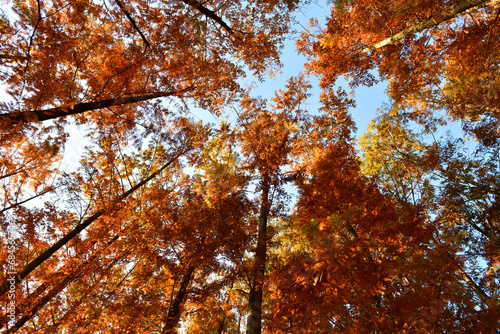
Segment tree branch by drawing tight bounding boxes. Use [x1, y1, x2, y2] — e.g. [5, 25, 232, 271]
[180, 0, 233, 34]
[361, 0, 499, 53]
[0, 88, 191, 125]
[115, 0, 151, 48]
[1, 188, 53, 213]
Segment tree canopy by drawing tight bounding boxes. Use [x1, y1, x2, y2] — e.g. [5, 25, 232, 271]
[1, 0, 499, 333]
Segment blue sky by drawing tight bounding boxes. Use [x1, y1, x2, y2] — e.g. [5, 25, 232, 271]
[248, 1, 389, 140]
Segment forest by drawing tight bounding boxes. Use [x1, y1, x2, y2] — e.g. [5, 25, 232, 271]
[0, 0, 499, 333]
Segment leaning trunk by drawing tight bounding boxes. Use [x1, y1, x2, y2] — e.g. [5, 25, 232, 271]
[0, 152, 185, 297]
[361, 0, 496, 53]
[162, 264, 196, 333]
[3, 235, 119, 333]
[0, 89, 189, 125]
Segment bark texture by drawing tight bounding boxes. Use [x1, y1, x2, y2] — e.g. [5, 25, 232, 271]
[162, 265, 196, 333]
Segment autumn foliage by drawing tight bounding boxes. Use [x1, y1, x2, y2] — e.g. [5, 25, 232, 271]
[1, 0, 499, 333]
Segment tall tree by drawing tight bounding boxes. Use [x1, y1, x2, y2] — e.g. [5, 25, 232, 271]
[0, 145, 188, 298]
[235, 75, 310, 334]
[359, 111, 500, 312]
[4, 0, 500, 331]
[267, 87, 500, 333]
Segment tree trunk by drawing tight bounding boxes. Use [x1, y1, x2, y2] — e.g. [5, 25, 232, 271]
[361, 0, 497, 53]
[162, 264, 197, 333]
[216, 316, 226, 334]
[0, 89, 189, 125]
[3, 235, 119, 333]
[246, 177, 270, 334]
[458, 266, 491, 303]
[0, 152, 185, 297]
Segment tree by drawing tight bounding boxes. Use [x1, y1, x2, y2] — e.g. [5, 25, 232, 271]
[359, 111, 500, 312]
[0, 116, 255, 332]
[0, 144, 188, 298]
[2, 0, 500, 332]
[0, 117, 207, 331]
[235, 75, 310, 334]
[267, 87, 500, 333]
[1, 0, 295, 122]
[360, 0, 498, 53]
[0, 0, 298, 242]
[291, 2, 500, 330]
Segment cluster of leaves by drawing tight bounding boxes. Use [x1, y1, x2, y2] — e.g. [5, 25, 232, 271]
[299, 0, 500, 331]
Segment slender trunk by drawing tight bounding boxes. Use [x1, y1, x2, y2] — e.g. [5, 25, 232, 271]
[0, 89, 189, 125]
[3, 235, 119, 333]
[162, 264, 197, 334]
[246, 177, 270, 334]
[180, 0, 233, 34]
[115, 0, 151, 48]
[458, 266, 491, 303]
[361, 0, 497, 53]
[0, 152, 185, 297]
[216, 316, 226, 334]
